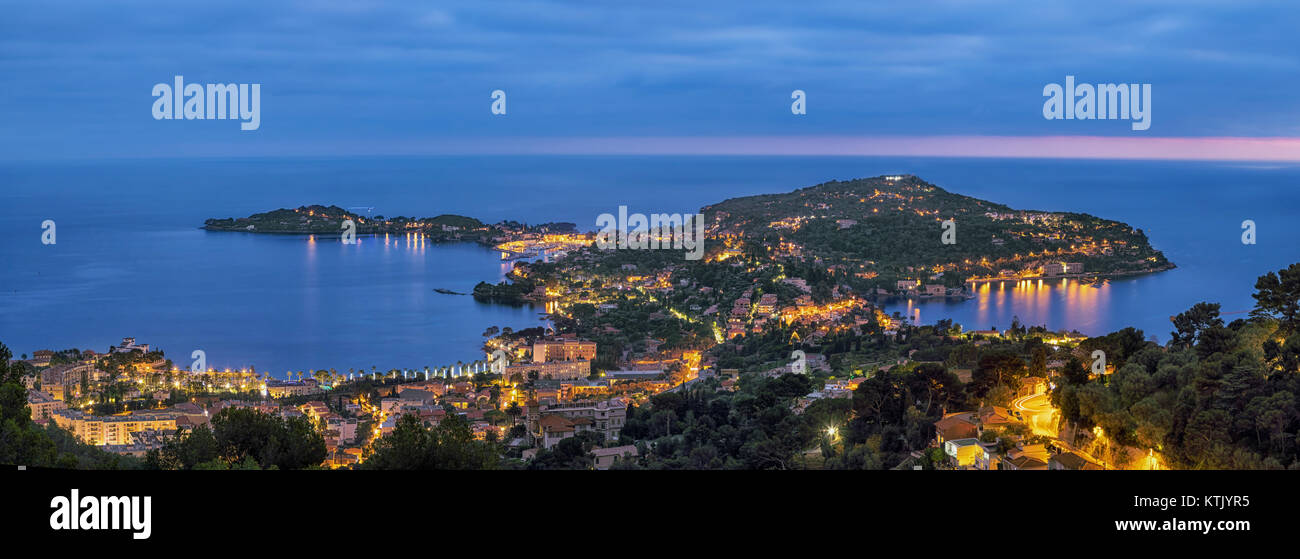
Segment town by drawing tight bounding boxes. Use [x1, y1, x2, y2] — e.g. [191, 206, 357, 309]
[3, 178, 1292, 472]
[6, 306, 1138, 471]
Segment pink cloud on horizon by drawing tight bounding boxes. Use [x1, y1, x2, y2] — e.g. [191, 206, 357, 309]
[462, 135, 1300, 162]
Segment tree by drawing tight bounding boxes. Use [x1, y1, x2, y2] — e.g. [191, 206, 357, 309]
[204, 407, 326, 470]
[971, 350, 1027, 397]
[1029, 345, 1048, 378]
[1253, 263, 1300, 331]
[362, 414, 499, 470]
[147, 424, 219, 470]
[0, 342, 135, 469]
[1170, 302, 1223, 348]
[0, 343, 58, 466]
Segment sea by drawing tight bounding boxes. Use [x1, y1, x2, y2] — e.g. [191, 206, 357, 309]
[1, 156, 1297, 376]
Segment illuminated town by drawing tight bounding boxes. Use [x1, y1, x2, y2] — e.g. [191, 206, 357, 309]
[3, 176, 1292, 472]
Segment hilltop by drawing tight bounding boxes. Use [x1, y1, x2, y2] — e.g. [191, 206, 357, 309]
[702, 175, 1172, 288]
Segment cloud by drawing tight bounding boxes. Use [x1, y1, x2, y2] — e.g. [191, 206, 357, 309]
[0, 0, 1297, 159]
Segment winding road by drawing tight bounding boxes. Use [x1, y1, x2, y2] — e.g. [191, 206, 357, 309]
[1012, 392, 1059, 438]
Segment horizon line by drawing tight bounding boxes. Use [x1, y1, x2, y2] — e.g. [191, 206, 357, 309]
[7, 135, 1300, 163]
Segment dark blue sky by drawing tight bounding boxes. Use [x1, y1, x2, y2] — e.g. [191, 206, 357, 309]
[2, 1, 1298, 160]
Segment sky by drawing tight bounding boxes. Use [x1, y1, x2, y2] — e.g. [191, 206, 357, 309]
[1, 0, 1298, 160]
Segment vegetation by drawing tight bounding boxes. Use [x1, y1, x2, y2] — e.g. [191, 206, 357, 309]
[361, 413, 499, 470]
[145, 407, 326, 470]
[704, 175, 1171, 289]
[0, 343, 140, 469]
[607, 263, 1300, 470]
[205, 204, 542, 245]
[472, 278, 536, 305]
[1053, 263, 1300, 469]
[615, 374, 820, 469]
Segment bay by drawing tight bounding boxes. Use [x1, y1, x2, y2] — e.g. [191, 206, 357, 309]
[1, 155, 1296, 375]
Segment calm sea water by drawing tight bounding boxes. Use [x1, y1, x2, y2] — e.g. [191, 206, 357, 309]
[1, 156, 1297, 374]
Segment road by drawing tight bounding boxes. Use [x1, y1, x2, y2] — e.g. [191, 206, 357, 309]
[1011, 393, 1059, 438]
[1012, 392, 1133, 469]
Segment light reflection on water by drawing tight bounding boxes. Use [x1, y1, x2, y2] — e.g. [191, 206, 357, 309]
[1, 224, 546, 378]
[886, 277, 1123, 336]
[5, 156, 1299, 371]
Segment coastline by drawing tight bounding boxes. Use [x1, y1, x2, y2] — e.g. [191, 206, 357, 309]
[962, 262, 1178, 285]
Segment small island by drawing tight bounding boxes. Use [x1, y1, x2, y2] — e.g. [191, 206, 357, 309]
[202, 205, 502, 244]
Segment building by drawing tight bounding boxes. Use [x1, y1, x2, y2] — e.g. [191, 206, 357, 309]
[505, 359, 590, 381]
[1002, 444, 1050, 471]
[41, 363, 94, 399]
[51, 409, 176, 446]
[29, 350, 54, 367]
[168, 402, 209, 427]
[1003, 455, 1048, 470]
[592, 445, 639, 470]
[1044, 262, 1084, 276]
[265, 379, 322, 398]
[26, 389, 66, 421]
[396, 380, 447, 397]
[531, 339, 597, 363]
[933, 412, 979, 445]
[502, 338, 597, 381]
[535, 415, 589, 449]
[978, 406, 1018, 430]
[526, 398, 628, 448]
[1049, 451, 1104, 470]
[943, 438, 984, 468]
[382, 388, 436, 414]
[299, 401, 330, 420]
[103, 429, 176, 457]
[326, 416, 358, 444]
[112, 337, 151, 354]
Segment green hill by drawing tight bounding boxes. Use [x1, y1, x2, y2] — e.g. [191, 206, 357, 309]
[703, 175, 1171, 288]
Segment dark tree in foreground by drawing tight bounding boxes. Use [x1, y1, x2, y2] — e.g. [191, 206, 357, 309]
[1253, 263, 1300, 331]
[1170, 302, 1223, 348]
[362, 414, 499, 470]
